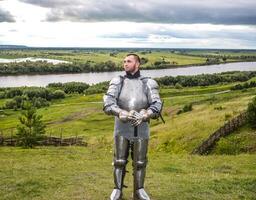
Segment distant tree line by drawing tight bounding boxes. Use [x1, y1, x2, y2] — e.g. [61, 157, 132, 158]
[0, 60, 122, 75]
[156, 71, 256, 87]
[179, 52, 256, 62]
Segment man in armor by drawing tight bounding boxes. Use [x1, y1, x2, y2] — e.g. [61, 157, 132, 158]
[103, 54, 162, 200]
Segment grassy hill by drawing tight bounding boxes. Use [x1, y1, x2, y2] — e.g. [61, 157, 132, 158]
[213, 124, 256, 155]
[1, 80, 256, 153]
[0, 78, 256, 199]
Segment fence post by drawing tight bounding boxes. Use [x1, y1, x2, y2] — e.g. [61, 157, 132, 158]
[60, 128, 63, 146]
[75, 132, 78, 145]
[0, 130, 3, 145]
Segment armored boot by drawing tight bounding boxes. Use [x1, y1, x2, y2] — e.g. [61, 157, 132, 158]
[132, 139, 150, 200]
[110, 135, 129, 200]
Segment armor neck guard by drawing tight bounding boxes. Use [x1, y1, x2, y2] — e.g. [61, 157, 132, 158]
[125, 70, 140, 79]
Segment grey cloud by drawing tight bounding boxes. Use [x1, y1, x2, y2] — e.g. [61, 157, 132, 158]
[19, 0, 74, 8]
[101, 28, 256, 42]
[9, 29, 17, 32]
[0, 8, 15, 22]
[20, 0, 256, 25]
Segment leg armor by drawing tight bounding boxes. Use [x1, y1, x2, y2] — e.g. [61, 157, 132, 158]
[132, 139, 150, 200]
[110, 135, 129, 200]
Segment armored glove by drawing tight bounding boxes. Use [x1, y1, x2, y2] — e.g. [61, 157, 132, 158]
[139, 109, 154, 121]
[128, 109, 156, 127]
[127, 110, 143, 127]
[118, 110, 130, 122]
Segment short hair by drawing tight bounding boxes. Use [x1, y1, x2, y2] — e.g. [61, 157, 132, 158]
[126, 53, 141, 64]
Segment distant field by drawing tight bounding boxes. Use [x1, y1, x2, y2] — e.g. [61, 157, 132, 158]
[0, 49, 206, 66]
[1, 49, 256, 67]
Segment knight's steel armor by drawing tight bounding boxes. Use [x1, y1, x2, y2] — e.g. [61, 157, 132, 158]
[103, 71, 162, 200]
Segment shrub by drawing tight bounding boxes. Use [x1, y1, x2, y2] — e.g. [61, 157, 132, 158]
[5, 88, 23, 98]
[23, 87, 51, 100]
[0, 92, 5, 99]
[183, 103, 193, 112]
[63, 82, 89, 94]
[247, 96, 256, 128]
[51, 90, 65, 99]
[174, 83, 183, 89]
[31, 97, 50, 108]
[177, 103, 193, 115]
[5, 96, 27, 109]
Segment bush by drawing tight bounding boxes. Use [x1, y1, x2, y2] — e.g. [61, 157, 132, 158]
[31, 97, 50, 108]
[247, 96, 256, 128]
[84, 81, 109, 95]
[5, 99, 17, 109]
[183, 103, 193, 112]
[0, 92, 5, 99]
[174, 83, 183, 89]
[23, 87, 51, 100]
[63, 82, 90, 94]
[5, 88, 22, 98]
[5, 96, 27, 109]
[51, 90, 65, 99]
[47, 82, 63, 89]
[177, 103, 193, 114]
[4, 95, 50, 110]
[140, 57, 148, 65]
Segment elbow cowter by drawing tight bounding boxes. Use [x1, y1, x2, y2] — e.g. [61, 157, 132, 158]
[146, 78, 163, 118]
[103, 94, 122, 117]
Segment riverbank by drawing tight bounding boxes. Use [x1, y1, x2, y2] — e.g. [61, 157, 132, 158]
[1, 59, 256, 77]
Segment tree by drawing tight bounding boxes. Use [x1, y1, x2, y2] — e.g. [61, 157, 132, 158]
[247, 96, 256, 129]
[16, 102, 46, 148]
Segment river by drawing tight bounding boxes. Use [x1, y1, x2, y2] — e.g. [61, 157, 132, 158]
[1, 62, 256, 87]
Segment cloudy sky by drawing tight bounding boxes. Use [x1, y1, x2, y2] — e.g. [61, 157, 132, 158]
[0, 0, 256, 48]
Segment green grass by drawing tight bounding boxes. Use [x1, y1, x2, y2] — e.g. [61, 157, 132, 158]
[0, 147, 255, 200]
[1, 81, 256, 154]
[1, 73, 256, 199]
[213, 124, 256, 155]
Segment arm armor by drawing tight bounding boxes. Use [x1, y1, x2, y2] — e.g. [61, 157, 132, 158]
[146, 78, 162, 119]
[103, 76, 123, 116]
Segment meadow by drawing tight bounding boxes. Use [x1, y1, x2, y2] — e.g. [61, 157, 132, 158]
[0, 51, 256, 199]
[0, 81, 256, 199]
[0, 147, 255, 200]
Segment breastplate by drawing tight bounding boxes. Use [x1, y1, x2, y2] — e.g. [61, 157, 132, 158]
[117, 78, 148, 111]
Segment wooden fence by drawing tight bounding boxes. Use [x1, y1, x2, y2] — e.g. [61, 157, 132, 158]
[0, 132, 87, 147]
[192, 111, 248, 155]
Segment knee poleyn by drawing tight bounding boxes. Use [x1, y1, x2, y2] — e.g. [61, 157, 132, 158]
[113, 159, 128, 167]
[134, 160, 147, 169]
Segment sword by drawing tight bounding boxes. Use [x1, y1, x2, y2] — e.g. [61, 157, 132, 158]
[133, 126, 138, 200]
[159, 100, 165, 124]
